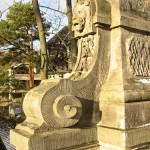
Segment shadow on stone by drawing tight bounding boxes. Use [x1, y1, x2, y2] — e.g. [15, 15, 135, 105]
[0, 136, 7, 150]
[74, 98, 101, 127]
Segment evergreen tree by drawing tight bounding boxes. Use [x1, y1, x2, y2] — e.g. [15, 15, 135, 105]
[0, 2, 50, 88]
[0, 2, 37, 47]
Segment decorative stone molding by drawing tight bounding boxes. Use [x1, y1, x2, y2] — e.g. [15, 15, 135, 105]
[45, 95, 82, 127]
[126, 35, 150, 77]
[71, 34, 96, 80]
[120, 0, 150, 20]
[71, 1, 98, 80]
[21, 80, 81, 129]
[14, 0, 99, 133]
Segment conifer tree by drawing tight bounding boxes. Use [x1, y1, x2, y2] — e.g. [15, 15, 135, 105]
[0, 2, 50, 87]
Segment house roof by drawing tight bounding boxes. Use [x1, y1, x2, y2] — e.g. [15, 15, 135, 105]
[47, 26, 70, 46]
[46, 26, 70, 73]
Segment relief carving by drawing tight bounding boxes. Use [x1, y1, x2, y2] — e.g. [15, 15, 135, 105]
[121, 0, 150, 20]
[127, 35, 150, 77]
[46, 94, 82, 127]
[72, 0, 94, 37]
[73, 35, 95, 79]
[72, 8, 86, 33]
[10, 0, 100, 149]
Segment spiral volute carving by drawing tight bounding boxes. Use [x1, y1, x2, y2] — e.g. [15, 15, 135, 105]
[42, 95, 82, 128]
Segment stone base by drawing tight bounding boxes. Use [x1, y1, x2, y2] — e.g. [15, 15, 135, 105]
[100, 142, 150, 150]
[99, 101, 150, 129]
[98, 125, 150, 150]
[10, 127, 100, 150]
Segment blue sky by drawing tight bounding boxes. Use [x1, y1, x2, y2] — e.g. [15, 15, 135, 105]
[0, 0, 68, 19]
[0, 0, 75, 50]
[0, 0, 75, 28]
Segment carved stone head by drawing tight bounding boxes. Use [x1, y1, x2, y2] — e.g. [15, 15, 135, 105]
[72, 0, 95, 37]
[72, 8, 86, 33]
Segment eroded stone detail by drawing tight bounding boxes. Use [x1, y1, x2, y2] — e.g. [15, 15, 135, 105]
[127, 35, 150, 77]
[72, 35, 95, 79]
[121, 0, 150, 20]
[44, 95, 82, 127]
[72, 0, 94, 37]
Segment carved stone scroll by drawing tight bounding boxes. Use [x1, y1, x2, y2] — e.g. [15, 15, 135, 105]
[44, 95, 82, 127]
[127, 35, 150, 77]
[10, 0, 101, 149]
[15, 0, 98, 131]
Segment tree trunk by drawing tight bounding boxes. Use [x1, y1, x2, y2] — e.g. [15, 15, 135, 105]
[66, 0, 77, 68]
[32, 0, 48, 80]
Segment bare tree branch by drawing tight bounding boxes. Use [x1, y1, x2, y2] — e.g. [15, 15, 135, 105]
[40, 6, 66, 14]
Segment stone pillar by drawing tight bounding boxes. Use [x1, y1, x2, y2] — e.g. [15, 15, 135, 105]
[99, 0, 150, 149]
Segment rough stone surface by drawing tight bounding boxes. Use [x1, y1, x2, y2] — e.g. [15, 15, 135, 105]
[125, 101, 150, 129]
[10, 127, 99, 150]
[98, 0, 150, 149]
[99, 101, 150, 129]
[99, 102, 125, 129]
[98, 125, 150, 149]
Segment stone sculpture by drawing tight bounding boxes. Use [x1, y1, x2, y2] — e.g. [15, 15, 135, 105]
[10, 0, 150, 149]
[10, 0, 101, 149]
[72, 0, 93, 37]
